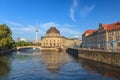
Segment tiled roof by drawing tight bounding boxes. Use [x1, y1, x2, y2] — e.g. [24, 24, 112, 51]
[83, 30, 97, 35]
[102, 22, 120, 31]
[82, 22, 120, 37]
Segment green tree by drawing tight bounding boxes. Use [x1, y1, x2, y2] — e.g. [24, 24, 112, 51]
[0, 24, 14, 48]
[15, 41, 33, 47]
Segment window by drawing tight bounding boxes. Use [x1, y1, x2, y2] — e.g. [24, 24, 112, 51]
[50, 43, 52, 46]
[116, 36, 120, 40]
[111, 32, 113, 35]
[57, 43, 59, 46]
[108, 37, 113, 41]
[117, 43, 120, 47]
[113, 31, 115, 35]
[108, 32, 110, 36]
[115, 31, 119, 35]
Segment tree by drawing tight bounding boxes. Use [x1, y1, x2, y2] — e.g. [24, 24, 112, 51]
[0, 24, 14, 48]
[14, 41, 33, 47]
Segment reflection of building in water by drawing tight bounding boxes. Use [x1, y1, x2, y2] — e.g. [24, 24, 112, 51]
[79, 58, 120, 80]
[41, 27, 81, 48]
[41, 51, 71, 72]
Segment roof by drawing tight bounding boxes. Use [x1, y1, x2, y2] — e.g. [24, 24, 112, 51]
[46, 27, 60, 34]
[83, 30, 97, 35]
[102, 22, 120, 31]
[82, 22, 120, 37]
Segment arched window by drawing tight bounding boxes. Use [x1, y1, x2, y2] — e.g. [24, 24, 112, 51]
[50, 43, 52, 46]
[54, 43, 56, 46]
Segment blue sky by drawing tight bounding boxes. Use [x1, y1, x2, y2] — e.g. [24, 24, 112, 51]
[0, 0, 120, 41]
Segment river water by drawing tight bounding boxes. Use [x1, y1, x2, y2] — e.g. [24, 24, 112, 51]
[0, 48, 120, 80]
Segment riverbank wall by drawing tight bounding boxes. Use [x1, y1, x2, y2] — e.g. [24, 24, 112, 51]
[66, 48, 120, 67]
[0, 48, 16, 55]
[66, 48, 78, 58]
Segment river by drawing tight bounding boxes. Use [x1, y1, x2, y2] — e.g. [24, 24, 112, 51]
[0, 48, 120, 80]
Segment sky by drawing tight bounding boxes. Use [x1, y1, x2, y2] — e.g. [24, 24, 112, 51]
[0, 0, 120, 41]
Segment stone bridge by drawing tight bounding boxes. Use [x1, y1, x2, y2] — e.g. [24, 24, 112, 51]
[17, 46, 41, 50]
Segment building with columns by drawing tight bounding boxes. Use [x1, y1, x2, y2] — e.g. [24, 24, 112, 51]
[41, 27, 81, 48]
[41, 27, 61, 48]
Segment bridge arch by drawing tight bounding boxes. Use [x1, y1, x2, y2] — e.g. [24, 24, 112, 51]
[17, 46, 41, 50]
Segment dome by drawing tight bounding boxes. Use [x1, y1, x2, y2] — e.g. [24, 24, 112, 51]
[45, 27, 60, 37]
[46, 27, 60, 34]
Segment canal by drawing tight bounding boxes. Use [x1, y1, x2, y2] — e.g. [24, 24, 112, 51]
[0, 48, 120, 80]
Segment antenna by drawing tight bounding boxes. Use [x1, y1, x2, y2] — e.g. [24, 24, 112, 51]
[35, 19, 38, 43]
[36, 20, 38, 32]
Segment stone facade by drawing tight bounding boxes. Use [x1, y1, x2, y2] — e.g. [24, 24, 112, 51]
[41, 27, 61, 48]
[82, 22, 120, 52]
[41, 27, 81, 48]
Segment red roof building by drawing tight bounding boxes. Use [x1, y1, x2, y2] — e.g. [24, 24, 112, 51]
[83, 30, 97, 36]
[82, 22, 120, 51]
[102, 22, 120, 31]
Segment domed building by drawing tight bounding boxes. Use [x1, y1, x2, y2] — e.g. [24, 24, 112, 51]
[41, 27, 63, 48]
[41, 27, 81, 49]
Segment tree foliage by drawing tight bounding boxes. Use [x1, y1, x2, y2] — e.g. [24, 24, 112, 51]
[0, 24, 14, 48]
[15, 41, 33, 47]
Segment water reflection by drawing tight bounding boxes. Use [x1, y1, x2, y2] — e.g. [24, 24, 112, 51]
[41, 50, 72, 72]
[17, 48, 40, 55]
[79, 58, 120, 80]
[0, 49, 120, 80]
[0, 55, 12, 77]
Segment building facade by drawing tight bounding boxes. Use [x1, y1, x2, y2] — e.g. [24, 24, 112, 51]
[82, 22, 120, 52]
[41, 27, 81, 48]
[41, 27, 61, 48]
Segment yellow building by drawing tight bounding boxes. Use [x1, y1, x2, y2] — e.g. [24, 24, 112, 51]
[41, 27, 61, 48]
[82, 22, 120, 52]
[41, 27, 81, 49]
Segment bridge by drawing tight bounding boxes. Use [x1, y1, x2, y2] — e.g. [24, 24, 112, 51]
[16, 46, 41, 50]
[16, 46, 64, 51]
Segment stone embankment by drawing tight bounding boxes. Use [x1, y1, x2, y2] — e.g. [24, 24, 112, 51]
[67, 48, 120, 67]
[0, 48, 16, 55]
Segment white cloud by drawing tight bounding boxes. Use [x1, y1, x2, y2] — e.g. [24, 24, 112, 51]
[40, 22, 58, 28]
[12, 26, 34, 32]
[63, 24, 74, 27]
[70, 0, 95, 21]
[74, 35, 80, 38]
[70, 0, 78, 21]
[40, 22, 60, 30]
[10, 24, 35, 32]
[39, 22, 82, 37]
[60, 27, 80, 35]
[5, 20, 36, 32]
[6, 20, 24, 27]
[6, 20, 82, 40]
[80, 5, 95, 17]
